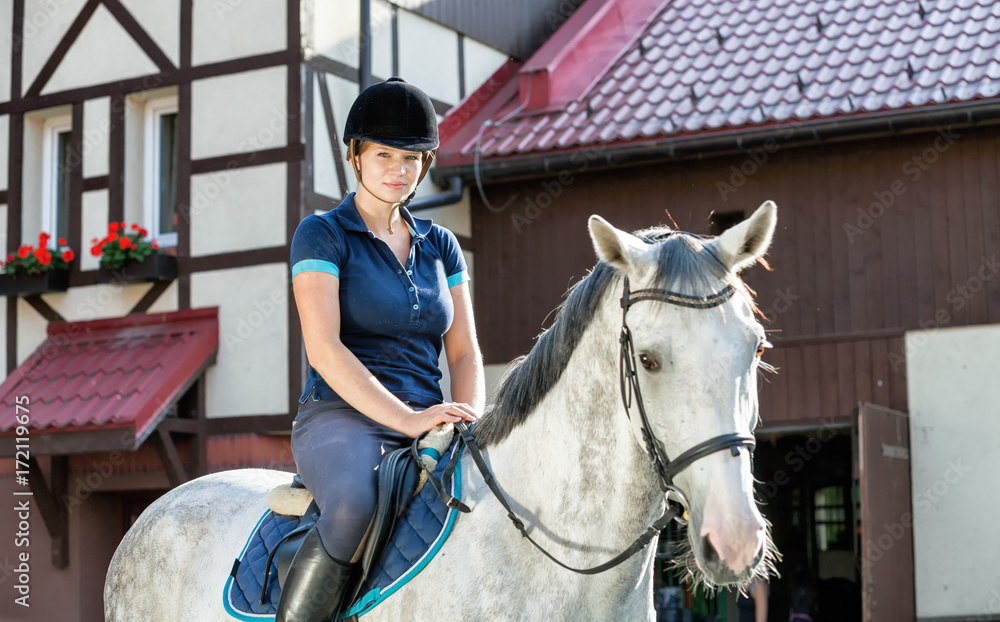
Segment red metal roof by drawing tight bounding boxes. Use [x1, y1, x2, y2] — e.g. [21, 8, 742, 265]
[0, 309, 218, 453]
[437, 0, 1000, 168]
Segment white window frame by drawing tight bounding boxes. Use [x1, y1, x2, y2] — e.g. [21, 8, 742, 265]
[143, 95, 179, 248]
[41, 115, 72, 240]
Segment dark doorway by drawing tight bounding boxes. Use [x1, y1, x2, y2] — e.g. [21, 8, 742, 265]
[753, 430, 862, 622]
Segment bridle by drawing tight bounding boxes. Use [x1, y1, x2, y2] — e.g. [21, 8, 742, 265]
[424, 274, 758, 575]
[619, 276, 756, 513]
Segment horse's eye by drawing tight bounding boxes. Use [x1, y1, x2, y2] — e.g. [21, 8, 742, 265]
[755, 344, 766, 358]
[638, 353, 658, 370]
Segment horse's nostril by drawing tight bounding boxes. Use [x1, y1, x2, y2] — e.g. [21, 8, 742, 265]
[702, 535, 720, 564]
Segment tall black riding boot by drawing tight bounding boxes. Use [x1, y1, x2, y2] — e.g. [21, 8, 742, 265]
[276, 528, 353, 622]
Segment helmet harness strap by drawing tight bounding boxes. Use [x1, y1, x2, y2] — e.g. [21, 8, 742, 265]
[349, 140, 434, 234]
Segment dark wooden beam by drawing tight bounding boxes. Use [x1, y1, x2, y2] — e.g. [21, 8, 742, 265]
[27, 456, 69, 568]
[317, 72, 349, 197]
[0, 51, 296, 116]
[108, 93, 125, 224]
[152, 427, 188, 488]
[0, 428, 136, 457]
[128, 281, 172, 315]
[83, 175, 109, 192]
[22, 295, 66, 323]
[182, 245, 287, 272]
[190, 144, 304, 175]
[103, 0, 176, 72]
[24, 0, 101, 97]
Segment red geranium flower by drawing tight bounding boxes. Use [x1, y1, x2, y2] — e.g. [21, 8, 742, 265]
[138, 227, 148, 237]
[119, 237, 132, 250]
[18, 247, 30, 259]
[109, 222, 120, 232]
[130, 223, 139, 230]
[91, 245, 102, 257]
[58, 237, 67, 246]
[62, 249, 75, 262]
[108, 232, 119, 242]
[38, 232, 50, 245]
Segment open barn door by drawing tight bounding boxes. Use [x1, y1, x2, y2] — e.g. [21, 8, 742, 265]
[856, 403, 915, 621]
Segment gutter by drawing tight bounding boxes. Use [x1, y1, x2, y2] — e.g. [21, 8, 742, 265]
[407, 176, 463, 212]
[431, 100, 1000, 185]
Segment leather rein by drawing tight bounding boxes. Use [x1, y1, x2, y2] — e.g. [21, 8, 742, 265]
[419, 275, 756, 575]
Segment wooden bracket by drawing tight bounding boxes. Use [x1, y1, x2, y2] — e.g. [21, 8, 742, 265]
[153, 427, 189, 488]
[27, 456, 69, 568]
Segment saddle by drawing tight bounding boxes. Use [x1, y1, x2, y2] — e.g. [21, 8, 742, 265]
[265, 424, 456, 616]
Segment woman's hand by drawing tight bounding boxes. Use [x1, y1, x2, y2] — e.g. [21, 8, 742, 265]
[402, 402, 479, 438]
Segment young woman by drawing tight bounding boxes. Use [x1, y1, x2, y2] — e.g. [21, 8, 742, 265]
[279, 78, 484, 622]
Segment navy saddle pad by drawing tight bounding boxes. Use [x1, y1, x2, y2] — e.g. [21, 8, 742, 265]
[223, 441, 464, 620]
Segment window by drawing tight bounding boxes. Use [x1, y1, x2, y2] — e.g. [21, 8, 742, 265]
[41, 115, 73, 242]
[143, 97, 179, 247]
[814, 485, 851, 551]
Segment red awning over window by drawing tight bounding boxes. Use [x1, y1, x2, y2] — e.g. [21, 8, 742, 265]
[0, 308, 218, 456]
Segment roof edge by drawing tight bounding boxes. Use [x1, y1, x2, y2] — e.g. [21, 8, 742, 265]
[47, 307, 220, 336]
[433, 100, 1000, 184]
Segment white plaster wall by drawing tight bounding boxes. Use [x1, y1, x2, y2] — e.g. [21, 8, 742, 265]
[146, 280, 179, 313]
[308, 0, 360, 67]
[43, 4, 160, 96]
[370, 0, 394, 79]
[191, 263, 289, 417]
[82, 98, 110, 179]
[907, 323, 1000, 619]
[0, 293, 5, 373]
[80, 189, 109, 271]
[412, 187, 471, 238]
[20, 0, 88, 96]
[16, 298, 48, 365]
[0, 115, 8, 191]
[119, 0, 180, 67]
[463, 37, 509, 98]
[315, 72, 359, 198]
[0, 2, 10, 102]
[192, 0, 286, 66]
[190, 162, 286, 256]
[123, 95, 144, 226]
[48, 281, 149, 322]
[191, 66, 287, 160]
[398, 11, 459, 105]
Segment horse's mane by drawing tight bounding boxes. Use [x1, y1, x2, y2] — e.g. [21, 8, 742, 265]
[476, 226, 751, 447]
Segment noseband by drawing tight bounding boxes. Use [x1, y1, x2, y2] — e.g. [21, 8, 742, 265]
[431, 273, 758, 576]
[619, 276, 756, 515]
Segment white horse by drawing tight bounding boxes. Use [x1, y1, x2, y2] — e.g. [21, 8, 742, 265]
[105, 202, 778, 621]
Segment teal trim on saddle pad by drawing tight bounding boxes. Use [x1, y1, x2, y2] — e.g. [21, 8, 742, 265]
[338, 445, 464, 619]
[223, 510, 276, 621]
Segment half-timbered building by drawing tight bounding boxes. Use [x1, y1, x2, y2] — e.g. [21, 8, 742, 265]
[0, 0, 565, 618]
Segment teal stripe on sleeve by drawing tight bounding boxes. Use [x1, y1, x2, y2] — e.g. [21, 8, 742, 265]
[292, 259, 340, 278]
[446, 270, 469, 288]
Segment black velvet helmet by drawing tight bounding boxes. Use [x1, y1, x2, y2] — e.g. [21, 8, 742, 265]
[343, 77, 438, 151]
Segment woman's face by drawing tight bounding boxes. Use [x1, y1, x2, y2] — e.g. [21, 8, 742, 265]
[356, 143, 423, 203]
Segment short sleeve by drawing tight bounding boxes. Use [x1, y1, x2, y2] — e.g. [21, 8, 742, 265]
[290, 215, 345, 279]
[436, 226, 469, 287]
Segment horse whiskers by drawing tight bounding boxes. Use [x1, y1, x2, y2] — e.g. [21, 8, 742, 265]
[665, 517, 780, 593]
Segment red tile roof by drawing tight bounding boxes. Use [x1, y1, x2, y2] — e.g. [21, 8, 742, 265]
[0, 309, 218, 454]
[436, 0, 1000, 169]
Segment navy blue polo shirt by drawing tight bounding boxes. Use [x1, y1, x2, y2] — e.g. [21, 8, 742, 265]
[290, 193, 469, 406]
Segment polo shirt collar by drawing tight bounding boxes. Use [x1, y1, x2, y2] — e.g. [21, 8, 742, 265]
[335, 193, 431, 239]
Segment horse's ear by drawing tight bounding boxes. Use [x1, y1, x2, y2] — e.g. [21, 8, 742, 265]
[710, 200, 777, 272]
[588, 215, 649, 271]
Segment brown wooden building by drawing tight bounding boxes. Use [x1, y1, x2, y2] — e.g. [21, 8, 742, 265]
[435, 0, 1000, 619]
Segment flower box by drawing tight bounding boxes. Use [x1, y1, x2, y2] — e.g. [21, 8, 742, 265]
[97, 254, 177, 285]
[0, 269, 70, 296]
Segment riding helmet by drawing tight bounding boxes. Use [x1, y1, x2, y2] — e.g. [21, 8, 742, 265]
[343, 77, 439, 151]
